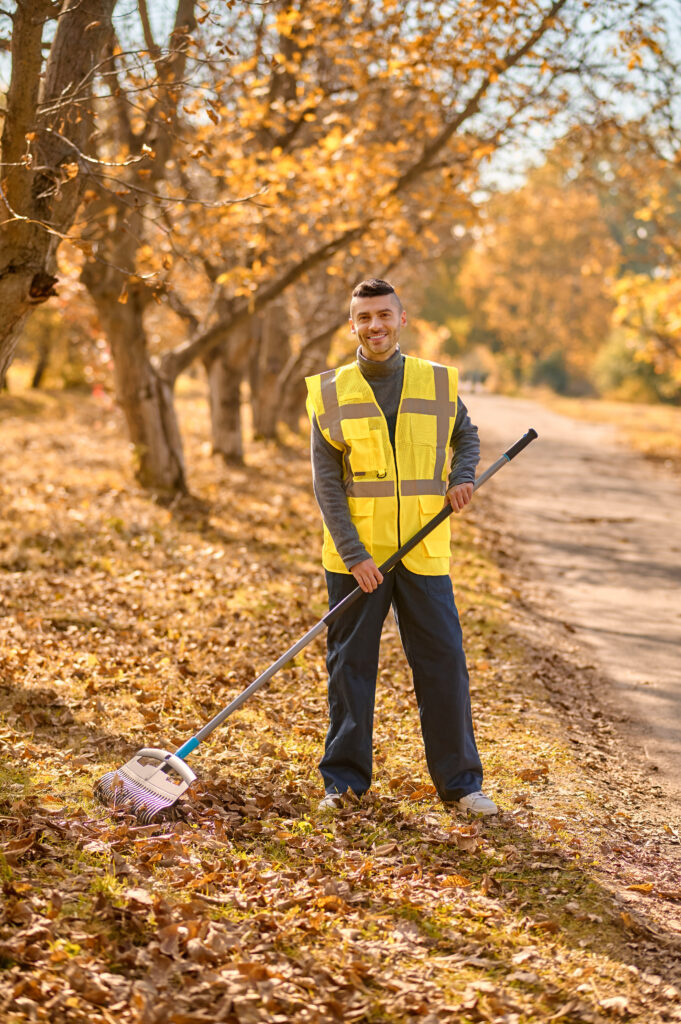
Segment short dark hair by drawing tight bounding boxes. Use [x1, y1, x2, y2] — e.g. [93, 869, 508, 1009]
[351, 278, 402, 312]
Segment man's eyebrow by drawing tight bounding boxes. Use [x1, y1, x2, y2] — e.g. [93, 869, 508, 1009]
[356, 307, 393, 316]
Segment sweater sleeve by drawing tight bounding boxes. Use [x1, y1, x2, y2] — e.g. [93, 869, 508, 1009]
[310, 414, 370, 570]
[447, 398, 480, 488]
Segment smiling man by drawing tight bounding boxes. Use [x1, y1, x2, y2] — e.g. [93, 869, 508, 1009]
[305, 278, 497, 817]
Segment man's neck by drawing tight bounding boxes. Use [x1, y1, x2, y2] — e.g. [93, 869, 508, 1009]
[357, 345, 403, 378]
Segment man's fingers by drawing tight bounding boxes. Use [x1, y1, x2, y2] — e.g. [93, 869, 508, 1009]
[359, 569, 383, 592]
[351, 560, 384, 593]
[447, 483, 474, 513]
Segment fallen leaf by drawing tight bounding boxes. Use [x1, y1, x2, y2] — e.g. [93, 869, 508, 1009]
[441, 874, 471, 888]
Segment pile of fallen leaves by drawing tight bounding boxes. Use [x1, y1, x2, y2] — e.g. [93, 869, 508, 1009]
[0, 383, 680, 1024]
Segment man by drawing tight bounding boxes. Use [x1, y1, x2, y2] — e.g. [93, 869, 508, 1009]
[305, 278, 497, 816]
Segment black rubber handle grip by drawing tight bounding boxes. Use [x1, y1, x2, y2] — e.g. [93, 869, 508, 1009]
[504, 427, 538, 462]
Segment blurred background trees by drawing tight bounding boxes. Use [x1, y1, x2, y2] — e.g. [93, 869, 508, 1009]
[1, 0, 680, 494]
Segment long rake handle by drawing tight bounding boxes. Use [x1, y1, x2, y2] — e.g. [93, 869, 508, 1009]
[174, 427, 538, 760]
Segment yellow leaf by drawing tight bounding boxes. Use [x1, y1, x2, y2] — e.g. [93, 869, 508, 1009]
[626, 882, 653, 894]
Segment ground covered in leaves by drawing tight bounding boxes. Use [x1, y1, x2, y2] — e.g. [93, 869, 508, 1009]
[1, 382, 680, 1024]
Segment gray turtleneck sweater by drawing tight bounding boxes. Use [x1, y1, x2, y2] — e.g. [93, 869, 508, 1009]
[310, 347, 480, 570]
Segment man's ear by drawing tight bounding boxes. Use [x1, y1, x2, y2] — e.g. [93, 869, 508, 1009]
[401, 311, 407, 326]
[349, 316, 356, 335]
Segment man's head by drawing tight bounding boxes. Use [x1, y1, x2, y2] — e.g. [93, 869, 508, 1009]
[349, 278, 406, 362]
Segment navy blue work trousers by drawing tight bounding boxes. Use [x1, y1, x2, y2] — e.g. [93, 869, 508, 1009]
[320, 564, 483, 802]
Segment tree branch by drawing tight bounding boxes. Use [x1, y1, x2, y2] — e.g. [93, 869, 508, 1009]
[161, 220, 367, 382]
[138, 0, 161, 61]
[0, 0, 50, 213]
[392, 0, 570, 195]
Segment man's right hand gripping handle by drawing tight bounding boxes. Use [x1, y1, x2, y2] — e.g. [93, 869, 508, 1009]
[350, 558, 384, 593]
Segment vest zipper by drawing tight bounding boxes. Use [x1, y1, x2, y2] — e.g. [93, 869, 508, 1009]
[362, 363, 406, 553]
[393, 370, 407, 549]
[373, 401, 400, 549]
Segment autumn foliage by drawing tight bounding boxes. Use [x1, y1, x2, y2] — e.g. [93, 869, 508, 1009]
[1, 0, 679, 497]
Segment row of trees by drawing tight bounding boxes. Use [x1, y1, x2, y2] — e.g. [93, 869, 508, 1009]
[1, 0, 679, 493]
[421, 124, 681, 400]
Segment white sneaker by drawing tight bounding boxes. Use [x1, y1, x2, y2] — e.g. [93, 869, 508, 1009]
[318, 793, 344, 811]
[457, 790, 498, 816]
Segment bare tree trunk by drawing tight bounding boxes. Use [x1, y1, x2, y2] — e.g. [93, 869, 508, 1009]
[0, 288, 33, 385]
[250, 299, 291, 440]
[201, 319, 253, 463]
[204, 349, 244, 463]
[73, 0, 199, 495]
[0, 0, 116, 378]
[83, 271, 187, 492]
[31, 334, 51, 389]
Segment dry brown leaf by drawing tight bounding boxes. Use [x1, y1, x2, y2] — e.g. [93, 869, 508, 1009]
[441, 874, 471, 888]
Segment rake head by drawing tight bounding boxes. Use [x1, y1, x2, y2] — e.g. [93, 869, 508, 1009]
[95, 747, 198, 824]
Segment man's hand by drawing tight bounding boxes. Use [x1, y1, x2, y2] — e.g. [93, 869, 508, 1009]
[446, 482, 474, 513]
[350, 557, 384, 593]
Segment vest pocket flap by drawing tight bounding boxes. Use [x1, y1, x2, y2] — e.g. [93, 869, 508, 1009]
[417, 494, 445, 518]
[348, 496, 374, 518]
[417, 495, 451, 559]
[342, 418, 370, 440]
[345, 423, 386, 475]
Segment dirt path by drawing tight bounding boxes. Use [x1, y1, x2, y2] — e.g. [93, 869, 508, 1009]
[468, 390, 681, 802]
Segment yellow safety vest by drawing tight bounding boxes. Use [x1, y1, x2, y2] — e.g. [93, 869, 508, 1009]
[305, 355, 459, 576]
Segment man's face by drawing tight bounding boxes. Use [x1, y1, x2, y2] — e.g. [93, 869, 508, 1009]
[350, 294, 406, 362]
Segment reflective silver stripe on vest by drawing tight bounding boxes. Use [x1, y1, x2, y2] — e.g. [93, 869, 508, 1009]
[318, 369, 354, 485]
[318, 370, 394, 497]
[400, 479, 446, 497]
[400, 365, 457, 497]
[318, 369, 344, 445]
[346, 480, 395, 497]
[318, 401, 378, 429]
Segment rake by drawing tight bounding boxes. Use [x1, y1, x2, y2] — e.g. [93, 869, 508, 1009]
[95, 428, 538, 823]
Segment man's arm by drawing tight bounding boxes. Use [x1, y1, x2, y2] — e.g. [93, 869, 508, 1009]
[310, 416, 382, 591]
[446, 398, 480, 514]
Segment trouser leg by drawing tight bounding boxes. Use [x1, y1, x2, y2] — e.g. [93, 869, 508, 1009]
[320, 570, 393, 796]
[392, 565, 483, 802]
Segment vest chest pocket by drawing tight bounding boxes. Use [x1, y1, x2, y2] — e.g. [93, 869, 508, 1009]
[343, 419, 385, 475]
[408, 414, 437, 449]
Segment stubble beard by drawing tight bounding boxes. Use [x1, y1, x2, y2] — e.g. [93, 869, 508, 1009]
[360, 326, 400, 361]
